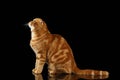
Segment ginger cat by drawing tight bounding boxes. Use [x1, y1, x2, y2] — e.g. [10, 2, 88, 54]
[28, 18, 109, 77]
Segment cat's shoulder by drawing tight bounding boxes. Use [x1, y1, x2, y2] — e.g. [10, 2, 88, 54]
[51, 34, 66, 40]
[52, 34, 64, 38]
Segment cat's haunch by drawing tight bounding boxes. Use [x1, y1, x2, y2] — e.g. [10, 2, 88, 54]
[28, 18, 109, 77]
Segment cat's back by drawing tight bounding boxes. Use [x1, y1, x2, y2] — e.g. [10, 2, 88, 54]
[48, 33, 71, 52]
[50, 34, 67, 44]
[51, 34, 63, 40]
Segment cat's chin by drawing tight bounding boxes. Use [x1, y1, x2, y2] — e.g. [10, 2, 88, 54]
[30, 26, 35, 31]
[28, 23, 35, 31]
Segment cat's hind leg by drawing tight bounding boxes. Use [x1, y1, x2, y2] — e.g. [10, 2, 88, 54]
[62, 60, 72, 74]
[48, 63, 57, 76]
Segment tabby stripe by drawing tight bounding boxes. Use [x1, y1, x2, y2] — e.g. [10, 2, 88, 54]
[91, 71, 95, 76]
[52, 49, 69, 62]
[57, 57, 67, 63]
[58, 38, 65, 49]
[51, 51, 67, 62]
[99, 71, 102, 75]
[48, 36, 64, 60]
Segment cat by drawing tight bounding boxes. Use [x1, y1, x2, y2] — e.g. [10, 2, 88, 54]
[27, 18, 109, 77]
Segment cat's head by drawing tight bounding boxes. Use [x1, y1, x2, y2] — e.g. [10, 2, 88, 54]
[28, 18, 48, 31]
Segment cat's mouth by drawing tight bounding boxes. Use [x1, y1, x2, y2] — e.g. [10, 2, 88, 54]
[28, 21, 35, 31]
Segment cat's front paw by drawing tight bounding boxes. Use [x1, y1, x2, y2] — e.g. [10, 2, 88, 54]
[32, 68, 41, 74]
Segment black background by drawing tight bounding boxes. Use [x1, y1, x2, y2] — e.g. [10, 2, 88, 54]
[1, 1, 118, 80]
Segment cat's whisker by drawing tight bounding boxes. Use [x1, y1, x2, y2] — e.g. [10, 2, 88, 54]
[24, 23, 29, 26]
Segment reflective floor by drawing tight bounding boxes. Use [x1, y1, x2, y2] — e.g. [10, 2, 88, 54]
[33, 73, 109, 80]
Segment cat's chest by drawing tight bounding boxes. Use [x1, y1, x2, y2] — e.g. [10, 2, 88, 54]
[30, 38, 50, 50]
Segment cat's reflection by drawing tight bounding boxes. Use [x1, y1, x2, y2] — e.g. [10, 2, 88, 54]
[33, 73, 43, 80]
[33, 73, 109, 80]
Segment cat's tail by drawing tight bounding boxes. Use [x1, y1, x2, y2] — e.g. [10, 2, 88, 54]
[73, 67, 109, 76]
[73, 67, 109, 79]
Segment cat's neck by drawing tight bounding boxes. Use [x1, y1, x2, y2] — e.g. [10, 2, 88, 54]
[31, 30, 50, 40]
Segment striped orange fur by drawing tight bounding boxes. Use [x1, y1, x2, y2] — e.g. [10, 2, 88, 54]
[28, 18, 109, 77]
